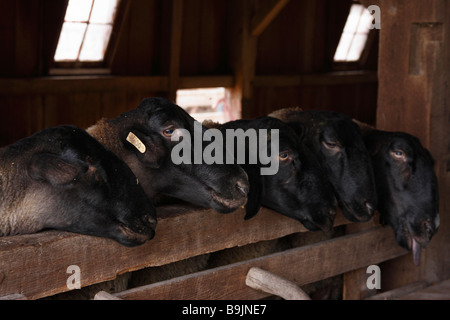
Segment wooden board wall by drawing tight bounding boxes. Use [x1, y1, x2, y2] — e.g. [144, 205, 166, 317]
[0, 0, 379, 147]
[373, 0, 450, 290]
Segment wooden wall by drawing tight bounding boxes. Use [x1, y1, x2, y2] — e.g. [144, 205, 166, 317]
[0, 0, 448, 300]
[0, 0, 378, 147]
[375, 0, 450, 290]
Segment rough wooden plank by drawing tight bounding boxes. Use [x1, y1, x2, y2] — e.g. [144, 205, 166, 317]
[178, 76, 235, 89]
[367, 281, 429, 300]
[0, 205, 348, 300]
[253, 71, 378, 87]
[251, 0, 291, 37]
[114, 226, 407, 300]
[343, 213, 382, 300]
[400, 279, 450, 300]
[0, 294, 27, 300]
[0, 76, 169, 94]
[168, 0, 183, 102]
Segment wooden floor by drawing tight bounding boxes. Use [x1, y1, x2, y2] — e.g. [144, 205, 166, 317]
[368, 279, 450, 300]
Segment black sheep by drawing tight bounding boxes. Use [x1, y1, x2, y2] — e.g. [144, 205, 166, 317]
[87, 97, 249, 214]
[270, 108, 378, 223]
[209, 116, 337, 231]
[0, 126, 157, 247]
[356, 121, 440, 265]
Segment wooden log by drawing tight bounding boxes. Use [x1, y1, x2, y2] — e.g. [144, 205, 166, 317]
[246, 267, 311, 300]
[115, 226, 407, 300]
[0, 206, 348, 300]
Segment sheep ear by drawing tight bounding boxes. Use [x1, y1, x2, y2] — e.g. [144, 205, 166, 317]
[243, 165, 263, 220]
[121, 129, 164, 168]
[28, 153, 86, 186]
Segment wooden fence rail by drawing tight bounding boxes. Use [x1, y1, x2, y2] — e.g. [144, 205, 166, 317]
[0, 205, 349, 299]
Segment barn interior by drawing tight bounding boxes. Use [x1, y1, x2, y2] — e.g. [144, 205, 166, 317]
[0, 0, 448, 300]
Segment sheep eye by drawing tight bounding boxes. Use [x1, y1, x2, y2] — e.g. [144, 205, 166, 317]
[279, 152, 289, 161]
[322, 140, 339, 150]
[391, 149, 406, 160]
[163, 127, 175, 137]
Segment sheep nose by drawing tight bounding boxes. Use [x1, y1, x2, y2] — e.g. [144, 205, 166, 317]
[145, 214, 157, 229]
[235, 179, 249, 197]
[423, 220, 434, 240]
[365, 202, 376, 216]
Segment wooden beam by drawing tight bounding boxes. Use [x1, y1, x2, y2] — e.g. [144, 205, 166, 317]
[0, 206, 349, 300]
[104, 0, 132, 69]
[0, 76, 169, 94]
[366, 281, 428, 300]
[114, 226, 407, 300]
[251, 0, 291, 37]
[253, 71, 378, 87]
[0, 71, 375, 95]
[0, 75, 237, 95]
[242, 0, 257, 100]
[399, 279, 450, 300]
[178, 76, 235, 89]
[168, 0, 183, 102]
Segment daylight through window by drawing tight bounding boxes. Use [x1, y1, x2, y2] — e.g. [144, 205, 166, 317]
[334, 3, 373, 62]
[176, 88, 233, 124]
[54, 0, 119, 62]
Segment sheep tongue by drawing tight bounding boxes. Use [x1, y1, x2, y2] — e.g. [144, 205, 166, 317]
[412, 238, 421, 266]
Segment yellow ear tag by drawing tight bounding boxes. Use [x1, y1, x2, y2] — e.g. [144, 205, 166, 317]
[126, 132, 146, 154]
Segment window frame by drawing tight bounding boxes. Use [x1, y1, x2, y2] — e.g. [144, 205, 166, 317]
[50, 0, 127, 75]
[332, 3, 377, 71]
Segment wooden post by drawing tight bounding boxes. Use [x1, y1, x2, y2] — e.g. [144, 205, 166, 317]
[376, 0, 450, 289]
[233, 0, 291, 119]
[168, 0, 183, 102]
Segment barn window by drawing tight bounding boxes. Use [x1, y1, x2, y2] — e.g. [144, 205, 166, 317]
[53, 0, 119, 67]
[176, 88, 232, 124]
[333, 3, 373, 62]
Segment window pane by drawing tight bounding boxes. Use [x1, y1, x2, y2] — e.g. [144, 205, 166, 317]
[346, 34, 368, 61]
[333, 33, 353, 61]
[54, 22, 87, 61]
[343, 4, 364, 33]
[356, 8, 373, 34]
[90, 0, 119, 24]
[79, 24, 113, 61]
[334, 3, 371, 62]
[64, 0, 93, 22]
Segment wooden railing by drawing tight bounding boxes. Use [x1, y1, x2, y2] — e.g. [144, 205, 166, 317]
[0, 203, 408, 300]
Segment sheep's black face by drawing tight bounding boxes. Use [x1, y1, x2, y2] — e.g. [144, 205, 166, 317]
[366, 131, 439, 265]
[262, 141, 337, 231]
[120, 98, 249, 213]
[223, 117, 337, 231]
[270, 109, 378, 223]
[27, 127, 157, 247]
[313, 115, 377, 223]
